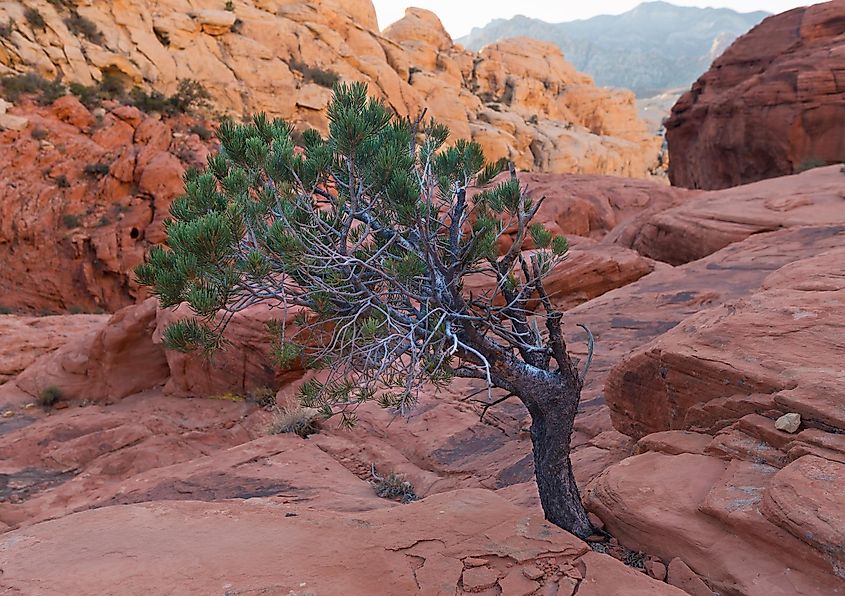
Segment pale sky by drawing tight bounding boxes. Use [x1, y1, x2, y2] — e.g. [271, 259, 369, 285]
[373, 1, 820, 37]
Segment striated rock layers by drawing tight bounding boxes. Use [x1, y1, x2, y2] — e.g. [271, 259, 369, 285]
[0, 1, 661, 177]
[666, 1, 845, 189]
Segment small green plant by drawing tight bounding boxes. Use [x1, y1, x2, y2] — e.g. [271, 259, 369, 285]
[267, 405, 321, 438]
[797, 158, 828, 173]
[54, 174, 70, 188]
[98, 71, 126, 100]
[288, 60, 341, 88]
[0, 19, 14, 39]
[84, 162, 110, 177]
[0, 305, 12, 315]
[37, 386, 62, 409]
[189, 124, 213, 140]
[68, 305, 85, 314]
[64, 13, 104, 44]
[24, 8, 46, 30]
[62, 213, 81, 228]
[370, 467, 417, 503]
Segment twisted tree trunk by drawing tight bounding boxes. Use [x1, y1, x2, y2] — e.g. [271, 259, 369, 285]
[517, 373, 593, 539]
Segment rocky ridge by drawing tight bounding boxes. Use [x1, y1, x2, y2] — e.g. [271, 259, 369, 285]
[0, 0, 661, 177]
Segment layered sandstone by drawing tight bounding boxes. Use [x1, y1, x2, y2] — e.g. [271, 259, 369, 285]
[666, 1, 845, 189]
[0, 1, 661, 177]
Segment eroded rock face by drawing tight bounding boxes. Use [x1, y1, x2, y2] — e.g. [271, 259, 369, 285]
[589, 240, 845, 595]
[666, 1, 845, 189]
[0, 97, 211, 313]
[0, 1, 661, 178]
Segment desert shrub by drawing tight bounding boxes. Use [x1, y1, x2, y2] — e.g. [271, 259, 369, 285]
[267, 405, 322, 438]
[24, 8, 46, 30]
[64, 13, 104, 44]
[30, 127, 48, 140]
[248, 386, 277, 408]
[169, 79, 211, 113]
[37, 386, 62, 409]
[0, 19, 14, 39]
[129, 79, 210, 115]
[98, 71, 126, 100]
[189, 124, 213, 140]
[62, 213, 81, 228]
[225, 0, 235, 10]
[0, 305, 12, 315]
[797, 158, 829, 173]
[0, 73, 41, 102]
[371, 468, 417, 503]
[288, 60, 340, 88]
[54, 174, 70, 188]
[84, 163, 110, 177]
[68, 82, 99, 108]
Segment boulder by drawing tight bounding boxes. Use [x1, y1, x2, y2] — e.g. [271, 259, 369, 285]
[666, 2, 845, 189]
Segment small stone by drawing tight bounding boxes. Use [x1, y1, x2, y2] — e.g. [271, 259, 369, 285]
[587, 512, 604, 531]
[462, 566, 499, 591]
[0, 114, 29, 131]
[463, 557, 489, 568]
[2, 410, 14, 418]
[521, 565, 544, 580]
[775, 412, 801, 433]
[645, 559, 667, 581]
[585, 534, 605, 543]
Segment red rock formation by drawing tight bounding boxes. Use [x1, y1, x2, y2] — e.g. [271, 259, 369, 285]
[666, 1, 845, 189]
[615, 165, 845, 265]
[0, 488, 683, 595]
[0, 96, 211, 313]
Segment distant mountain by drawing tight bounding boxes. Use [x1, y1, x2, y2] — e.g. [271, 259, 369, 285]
[458, 1, 769, 97]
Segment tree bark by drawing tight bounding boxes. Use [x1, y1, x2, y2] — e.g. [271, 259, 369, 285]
[523, 376, 593, 539]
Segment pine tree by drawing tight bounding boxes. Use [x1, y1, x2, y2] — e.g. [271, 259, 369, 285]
[136, 82, 594, 538]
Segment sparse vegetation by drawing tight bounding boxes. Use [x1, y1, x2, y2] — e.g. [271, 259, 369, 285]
[796, 158, 829, 173]
[189, 124, 213, 140]
[37, 386, 62, 409]
[62, 213, 81, 228]
[129, 79, 210, 115]
[0, 73, 65, 105]
[24, 8, 46, 30]
[97, 215, 111, 227]
[248, 386, 277, 408]
[0, 19, 14, 39]
[0, 305, 12, 315]
[84, 163, 110, 177]
[225, 1, 235, 10]
[288, 60, 341, 88]
[137, 82, 595, 538]
[64, 13, 104, 45]
[371, 467, 417, 503]
[267, 405, 322, 438]
[54, 174, 70, 188]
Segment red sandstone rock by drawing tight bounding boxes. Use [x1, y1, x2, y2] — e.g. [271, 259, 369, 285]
[0, 488, 679, 595]
[617, 166, 845, 265]
[0, 99, 213, 313]
[666, 558, 714, 596]
[666, 2, 845, 189]
[14, 299, 168, 403]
